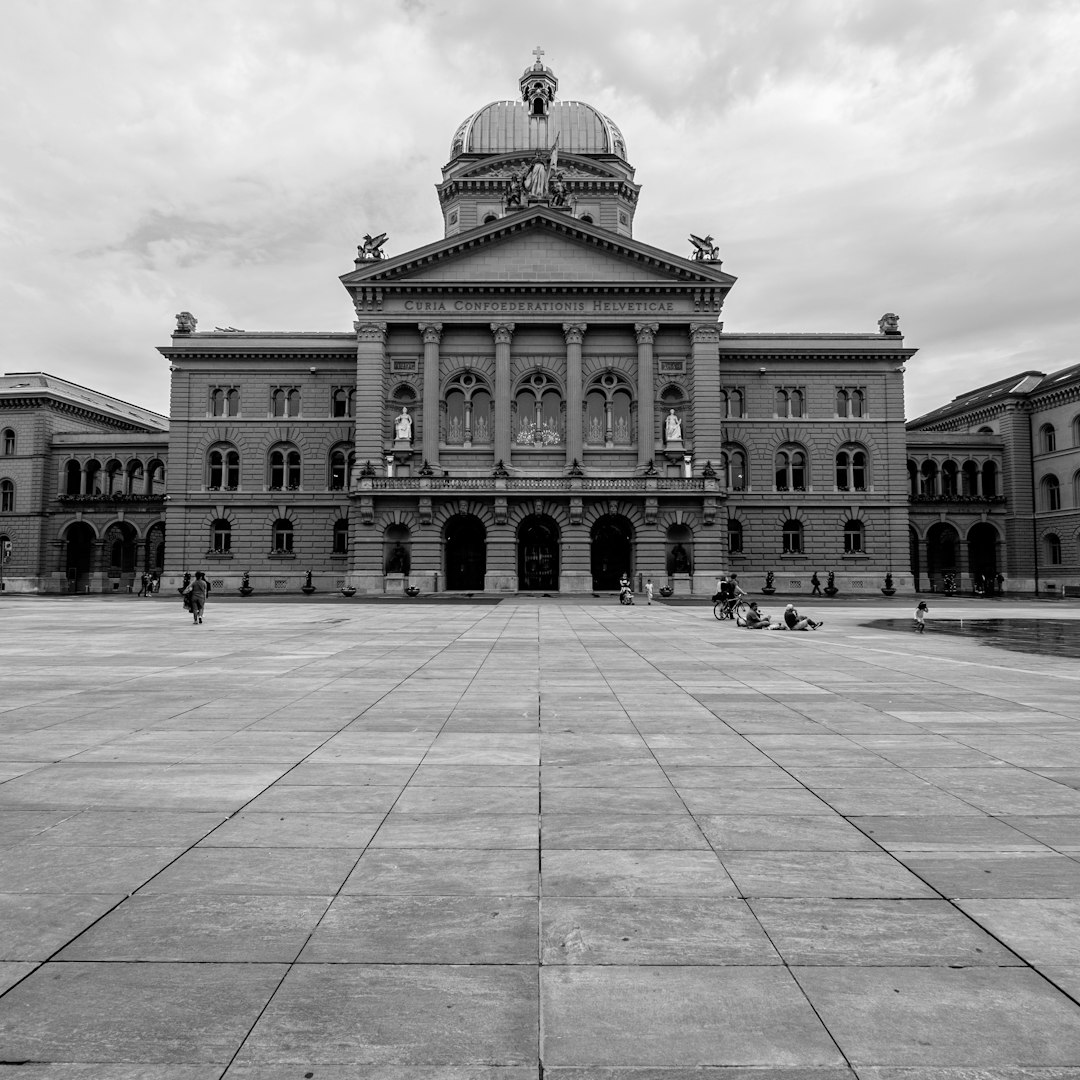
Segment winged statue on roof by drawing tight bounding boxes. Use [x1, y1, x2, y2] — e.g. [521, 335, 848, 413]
[688, 234, 720, 261]
[359, 233, 389, 260]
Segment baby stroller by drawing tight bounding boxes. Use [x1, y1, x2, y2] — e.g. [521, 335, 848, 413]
[618, 578, 634, 605]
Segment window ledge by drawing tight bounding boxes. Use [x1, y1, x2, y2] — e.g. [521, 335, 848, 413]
[205, 551, 233, 559]
[842, 552, 870, 560]
[268, 551, 296, 560]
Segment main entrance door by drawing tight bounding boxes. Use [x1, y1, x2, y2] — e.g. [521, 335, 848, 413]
[65, 522, 95, 592]
[518, 514, 559, 590]
[591, 514, 634, 591]
[444, 514, 486, 590]
[968, 522, 999, 594]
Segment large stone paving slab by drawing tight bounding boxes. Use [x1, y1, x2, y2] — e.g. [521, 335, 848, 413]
[4, 597, 1080, 1072]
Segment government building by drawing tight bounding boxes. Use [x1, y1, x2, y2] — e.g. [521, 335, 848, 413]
[2, 57, 1076, 597]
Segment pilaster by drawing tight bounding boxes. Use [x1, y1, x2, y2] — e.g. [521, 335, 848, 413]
[420, 323, 443, 468]
[491, 323, 515, 466]
[354, 321, 388, 470]
[635, 322, 658, 467]
[689, 322, 723, 467]
[563, 322, 586, 468]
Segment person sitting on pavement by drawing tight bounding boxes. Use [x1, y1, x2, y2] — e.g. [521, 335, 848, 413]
[742, 601, 772, 629]
[782, 603, 822, 631]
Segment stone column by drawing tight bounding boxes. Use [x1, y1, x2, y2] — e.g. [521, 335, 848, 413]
[635, 323, 658, 468]
[491, 323, 515, 466]
[353, 322, 388, 470]
[79, 463, 87, 495]
[563, 323, 586, 468]
[689, 322, 723, 467]
[420, 323, 443, 468]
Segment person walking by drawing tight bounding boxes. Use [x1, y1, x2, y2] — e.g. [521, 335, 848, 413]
[810, 571, 822, 597]
[645, 578, 654, 604]
[137, 572, 148, 597]
[188, 570, 211, 624]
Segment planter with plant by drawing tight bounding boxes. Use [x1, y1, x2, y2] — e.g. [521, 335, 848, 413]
[239, 570, 254, 596]
[824, 570, 838, 597]
[881, 572, 895, 597]
[761, 571, 776, 595]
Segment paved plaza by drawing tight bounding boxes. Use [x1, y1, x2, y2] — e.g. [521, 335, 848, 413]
[2, 594, 1080, 1077]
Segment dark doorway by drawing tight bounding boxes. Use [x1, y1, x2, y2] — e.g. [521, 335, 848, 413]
[909, 526, 921, 592]
[591, 514, 634, 590]
[926, 522, 960, 591]
[444, 515, 486, 590]
[968, 522, 999, 595]
[518, 514, 560, 590]
[65, 522, 95, 592]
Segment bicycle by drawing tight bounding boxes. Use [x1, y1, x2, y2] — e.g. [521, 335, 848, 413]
[713, 596, 749, 622]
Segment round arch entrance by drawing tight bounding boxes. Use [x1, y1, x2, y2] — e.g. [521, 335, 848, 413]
[968, 522, 1000, 594]
[926, 521, 960, 591]
[64, 522, 95, 592]
[591, 514, 634, 591]
[517, 514, 560, 591]
[444, 514, 486, 591]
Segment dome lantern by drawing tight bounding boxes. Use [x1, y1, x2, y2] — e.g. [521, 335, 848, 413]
[520, 46, 558, 118]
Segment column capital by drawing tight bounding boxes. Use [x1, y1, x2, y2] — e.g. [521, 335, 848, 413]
[419, 322, 443, 345]
[562, 322, 587, 345]
[490, 322, 516, 345]
[689, 322, 720, 345]
[634, 322, 659, 344]
[354, 321, 388, 343]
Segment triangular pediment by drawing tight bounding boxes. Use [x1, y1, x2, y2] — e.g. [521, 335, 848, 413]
[341, 210, 736, 291]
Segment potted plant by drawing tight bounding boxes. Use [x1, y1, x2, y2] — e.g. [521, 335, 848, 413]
[301, 570, 316, 595]
[404, 584, 420, 597]
[824, 570, 839, 597]
[881, 572, 896, 597]
[340, 583, 356, 598]
[761, 571, 776, 595]
[943, 573, 957, 596]
[239, 570, 254, 596]
[658, 585, 673, 598]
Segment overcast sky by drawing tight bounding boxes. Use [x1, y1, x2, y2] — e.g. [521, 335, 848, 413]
[2, 0, 1077, 420]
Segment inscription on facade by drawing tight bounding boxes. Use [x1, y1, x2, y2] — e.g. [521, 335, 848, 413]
[398, 298, 681, 315]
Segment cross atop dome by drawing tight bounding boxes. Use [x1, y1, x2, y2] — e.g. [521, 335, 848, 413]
[520, 47, 557, 117]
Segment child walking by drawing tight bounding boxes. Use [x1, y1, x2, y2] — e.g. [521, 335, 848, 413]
[914, 600, 928, 633]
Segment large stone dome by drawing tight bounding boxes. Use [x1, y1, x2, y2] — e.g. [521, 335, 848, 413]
[451, 99, 628, 161]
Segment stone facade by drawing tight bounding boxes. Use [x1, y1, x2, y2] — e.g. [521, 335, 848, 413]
[907, 364, 1080, 595]
[0, 374, 168, 593]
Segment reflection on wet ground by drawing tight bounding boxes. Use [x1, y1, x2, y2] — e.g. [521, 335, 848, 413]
[865, 618, 1080, 660]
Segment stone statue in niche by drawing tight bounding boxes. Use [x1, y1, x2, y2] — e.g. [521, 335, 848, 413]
[669, 544, 692, 575]
[394, 407, 413, 442]
[664, 409, 682, 443]
[386, 543, 410, 575]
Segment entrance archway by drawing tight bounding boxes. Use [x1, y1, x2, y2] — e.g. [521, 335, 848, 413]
[968, 522, 999, 595]
[517, 514, 560, 590]
[591, 514, 634, 590]
[64, 522, 95, 592]
[444, 514, 486, 590]
[926, 521, 960, 591]
[909, 526, 921, 592]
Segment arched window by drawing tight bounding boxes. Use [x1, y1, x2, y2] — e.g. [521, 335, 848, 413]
[721, 444, 746, 491]
[844, 519, 865, 554]
[0, 479, 13, 513]
[269, 445, 301, 490]
[1073, 470, 1080, 509]
[941, 460, 959, 497]
[727, 518, 743, 554]
[272, 519, 294, 553]
[720, 388, 744, 419]
[328, 446, 353, 491]
[105, 459, 123, 495]
[515, 372, 564, 446]
[211, 519, 231, 553]
[126, 460, 144, 495]
[920, 460, 938, 496]
[1042, 475, 1061, 512]
[962, 460, 979, 496]
[209, 387, 239, 416]
[2, 429, 14, 455]
[584, 372, 633, 447]
[444, 373, 492, 445]
[775, 387, 805, 418]
[835, 444, 868, 492]
[1046, 532, 1062, 565]
[333, 519, 349, 555]
[982, 460, 998, 497]
[782, 519, 803, 554]
[836, 387, 865, 417]
[85, 459, 102, 494]
[775, 444, 807, 492]
[271, 387, 300, 417]
[207, 445, 240, 490]
[331, 387, 354, 418]
[907, 459, 918, 497]
[1041, 424, 1057, 454]
[1073, 415, 1080, 448]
